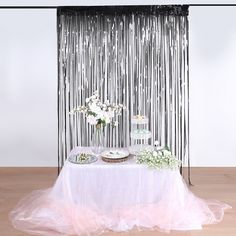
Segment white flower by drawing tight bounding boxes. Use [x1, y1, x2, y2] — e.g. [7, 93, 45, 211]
[97, 111, 104, 119]
[113, 121, 118, 126]
[154, 140, 159, 146]
[136, 148, 181, 170]
[89, 103, 101, 114]
[108, 110, 115, 118]
[163, 150, 171, 156]
[87, 115, 97, 125]
[104, 114, 111, 124]
[152, 151, 158, 157]
[91, 93, 98, 100]
[70, 91, 125, 128]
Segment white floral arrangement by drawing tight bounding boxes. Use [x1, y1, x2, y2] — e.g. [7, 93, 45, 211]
[70, 91, 125, 129]
[136, 146, 181, 170]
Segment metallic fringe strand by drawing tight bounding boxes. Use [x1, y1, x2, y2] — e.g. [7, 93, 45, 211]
[57, 6, 190, 181]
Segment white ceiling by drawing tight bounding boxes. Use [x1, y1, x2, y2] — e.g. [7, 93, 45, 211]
[0, 0, 236, 7]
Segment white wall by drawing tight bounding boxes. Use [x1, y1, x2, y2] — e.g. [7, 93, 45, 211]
[189, 6, 236, 166]
[0, 9, 57, 166]
[1, 6, 236, 167]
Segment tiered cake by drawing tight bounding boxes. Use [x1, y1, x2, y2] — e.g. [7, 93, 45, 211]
[129, 115, 152, 155]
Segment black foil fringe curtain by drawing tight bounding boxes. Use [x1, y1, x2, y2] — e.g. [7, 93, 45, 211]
[57, 5, 191, 183]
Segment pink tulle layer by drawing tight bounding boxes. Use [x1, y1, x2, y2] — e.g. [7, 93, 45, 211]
[10, 156, 231, 236]
[10, 187, 231, 236]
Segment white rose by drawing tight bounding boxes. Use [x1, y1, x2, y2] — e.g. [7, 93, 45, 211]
[89, 103, 101, 114]
[85, 98, 90, 103]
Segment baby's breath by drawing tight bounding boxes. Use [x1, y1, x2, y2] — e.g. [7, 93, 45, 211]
[136, 148, 181, 170]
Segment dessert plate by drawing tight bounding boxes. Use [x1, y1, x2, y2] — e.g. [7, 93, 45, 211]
[101, 149, 130, 163]
[101, 149, 129, 159]
[68, 153, 97, 164]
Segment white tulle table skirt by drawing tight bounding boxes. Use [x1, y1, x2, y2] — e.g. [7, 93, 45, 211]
[10, 147, 231, 236]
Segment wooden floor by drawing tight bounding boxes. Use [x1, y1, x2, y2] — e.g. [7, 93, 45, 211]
[0, 167, 235, 236]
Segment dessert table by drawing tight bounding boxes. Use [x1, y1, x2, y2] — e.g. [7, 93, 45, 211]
[10, 147, 230, 236]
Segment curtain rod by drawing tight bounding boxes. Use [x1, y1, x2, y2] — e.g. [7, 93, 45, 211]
[1, 4, 236, 9]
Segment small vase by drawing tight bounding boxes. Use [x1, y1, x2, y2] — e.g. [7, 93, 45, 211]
[91, 126, 104, 156]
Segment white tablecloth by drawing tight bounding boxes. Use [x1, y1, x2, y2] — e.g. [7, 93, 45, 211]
[53, 147, 180, 213]
[10, 147, 230, 236]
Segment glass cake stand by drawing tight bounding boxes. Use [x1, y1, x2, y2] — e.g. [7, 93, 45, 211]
[129, 115, 152, 155]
